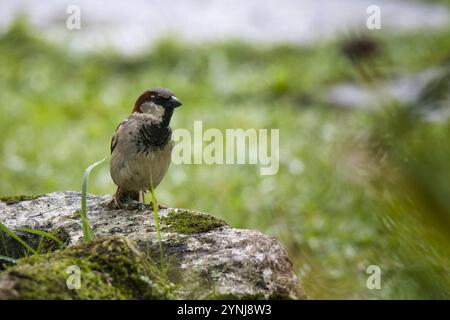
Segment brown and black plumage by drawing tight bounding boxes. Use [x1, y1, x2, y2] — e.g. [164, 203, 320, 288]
[109, 88, 182, 209]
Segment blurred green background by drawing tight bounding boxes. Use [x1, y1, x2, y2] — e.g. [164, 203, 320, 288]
[1, 10, 450, 299]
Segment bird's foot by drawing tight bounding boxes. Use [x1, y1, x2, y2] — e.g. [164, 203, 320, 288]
[110, 188, 149, 211]
[106, 199, 118, 210]
[148, 202, 168, 210]
[157, 203, 168, 210]
[107, 196, 145, 211]
[122, 200, 143, 211]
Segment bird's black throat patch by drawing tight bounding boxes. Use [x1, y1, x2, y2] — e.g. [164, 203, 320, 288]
[136, 122, 171, 153]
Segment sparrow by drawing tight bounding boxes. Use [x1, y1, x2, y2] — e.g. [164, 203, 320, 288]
[109, 88, 182, 209]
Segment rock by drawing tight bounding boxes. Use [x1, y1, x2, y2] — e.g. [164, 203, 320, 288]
[0, 192, 303, 299]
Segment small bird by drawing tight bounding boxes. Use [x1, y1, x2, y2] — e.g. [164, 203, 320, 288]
[109, 88, 182, 209]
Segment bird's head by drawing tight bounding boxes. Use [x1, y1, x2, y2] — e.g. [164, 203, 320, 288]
[132, 88, 182, 116]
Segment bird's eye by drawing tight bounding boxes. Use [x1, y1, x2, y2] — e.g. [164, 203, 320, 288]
[154, 96, 165, 105]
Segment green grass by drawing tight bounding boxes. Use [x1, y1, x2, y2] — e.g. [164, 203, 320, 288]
[0, 223, 66, 260]
[0, 223, 36, 255]
[15, 227, 65, 249]
[149, 176, 164, 270]
[0, 255, 17, 264]
[423, 0, 450, 6]
[1, 19, 450, 299]
[80, 158, 106, 242]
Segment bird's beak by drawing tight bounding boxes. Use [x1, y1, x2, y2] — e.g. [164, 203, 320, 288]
[168, 96, 182, 108]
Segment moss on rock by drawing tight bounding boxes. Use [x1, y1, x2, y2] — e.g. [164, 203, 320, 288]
[162, 211, 227, 235]
[0, 195, 43, 205]
[0, 236, 174, 299]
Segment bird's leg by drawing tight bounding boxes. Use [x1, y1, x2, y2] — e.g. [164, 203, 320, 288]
[138, 190, 145, 203]
[109, 187, 123, 209]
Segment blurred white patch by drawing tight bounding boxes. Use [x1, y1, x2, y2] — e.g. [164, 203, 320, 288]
[307, 237, 320, 251]
[288, 159, 305, 175]
[157, 189, 173, 204]
[344, 244, 356, 258]
[4, 152, 26, 172]
[170, 167, 187, 186]
[311, 216, 324, 229]
[101, 81, 123, 107]
[29, 70, 50, 92]
[258, 178, 276, 195]
[321, 123, 336, 142]
[93, 169, 111, 190]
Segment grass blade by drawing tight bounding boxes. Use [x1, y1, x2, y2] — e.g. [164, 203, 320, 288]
[0, 255, 17, 264]
[15, 227, 65, 249]
[35, 235, 44, 254]
[150, 176, 164, 269]
[0, 229, 8, 256]
[0, 223, 36, 255]
[81, 157, 106, 242]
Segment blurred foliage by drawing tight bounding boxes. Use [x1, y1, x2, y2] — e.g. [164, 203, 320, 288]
[425, 0, 450, 6]
[0, 18, 450, 299]
[367, 106, 450, 299]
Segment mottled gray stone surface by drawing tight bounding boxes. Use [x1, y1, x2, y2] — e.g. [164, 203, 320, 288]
[0, 192, 302, 299]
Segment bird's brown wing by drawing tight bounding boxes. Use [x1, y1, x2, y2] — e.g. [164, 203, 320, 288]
[110, 118, 129, 154]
